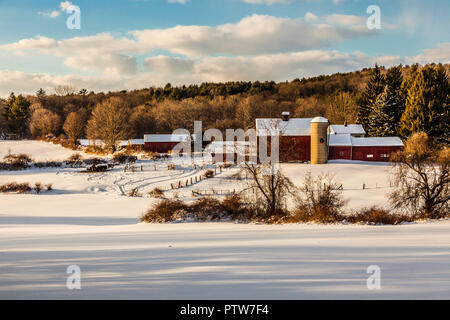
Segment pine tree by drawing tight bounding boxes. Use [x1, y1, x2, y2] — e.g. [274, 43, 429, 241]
[358, 64, 385, 131]
[384, 65, 404, 134]
[4, 94, 31, 136]
[400, 65, 449, 143]
[367, 87, 396, 137]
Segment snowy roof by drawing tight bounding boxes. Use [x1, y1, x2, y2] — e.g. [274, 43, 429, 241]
[351, 136, 404, 147]
[256, 118, 314, 136]
[118, 139, 144, 147]
[311, 117, 329, 123]
[329, 134, 352, 146]
[78, 139, 105, 147]
[329, 135, 404, 147]
[204, 141, 254, 154]
[144, 134, 190, 143]
[330, 124, 366, 135]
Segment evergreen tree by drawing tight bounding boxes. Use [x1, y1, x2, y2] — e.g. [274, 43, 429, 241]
[358, 64, 385, 130]
[367, 87, 396, 137]
[400, 65, 449, 143]
[4, 94, 31, 136]
[384, 65, 404, 134]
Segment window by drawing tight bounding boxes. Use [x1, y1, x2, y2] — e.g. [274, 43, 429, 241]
[381, 154, 390, 158]
[367, 154, 374, 159]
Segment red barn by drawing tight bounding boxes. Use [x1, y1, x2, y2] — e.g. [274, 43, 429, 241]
[329, 135, 404, 162]
[143, 134, 190, 153]
[350, 137, 404, 162]
[256, 112, 404, 163]
[256, 116, 313, 162]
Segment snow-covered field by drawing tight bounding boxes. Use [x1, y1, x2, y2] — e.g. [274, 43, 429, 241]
[1, 140, 449, 299]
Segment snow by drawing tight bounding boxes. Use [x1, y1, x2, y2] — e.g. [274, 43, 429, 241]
[351, 136, 404, 147]
[330, 124, 366, 136]
[329, 134, 352, 146]
[256, 118, 313, 136]
[144, 134, 190, 143]
[0, 140, 97, 162]
[1, 140, 449, 299]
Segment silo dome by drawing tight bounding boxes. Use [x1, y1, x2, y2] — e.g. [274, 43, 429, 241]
[311, 117, 329, 123]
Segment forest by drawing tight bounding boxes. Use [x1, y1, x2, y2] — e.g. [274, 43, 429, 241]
[1, 63, 449, 149]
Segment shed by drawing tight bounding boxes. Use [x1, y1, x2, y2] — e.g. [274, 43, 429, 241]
[143, 134, 190, 153]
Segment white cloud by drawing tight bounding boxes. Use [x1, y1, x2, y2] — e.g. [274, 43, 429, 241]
[407, 42, 450, 65]
[1, 41, 448, 98]
[38, 1, 73, 19]
[2, 14, 374, 75]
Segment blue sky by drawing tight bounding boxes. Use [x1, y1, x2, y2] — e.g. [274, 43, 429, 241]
[0, 0, 449, 96]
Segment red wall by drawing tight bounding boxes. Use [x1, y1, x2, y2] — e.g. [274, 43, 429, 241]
[280, 136, 311, 162]
[329, 146, 352, 160]
[351, 146, 403, 162]
[144, 142, 181, 153]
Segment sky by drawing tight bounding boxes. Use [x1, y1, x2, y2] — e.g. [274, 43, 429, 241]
[0, 0, 449, 97]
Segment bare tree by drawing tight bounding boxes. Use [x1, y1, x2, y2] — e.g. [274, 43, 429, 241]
[86, 97, 131, 152]
[295, 171, 347, 222]
[389, 132, 449, 218]
[240, 163, 295, 217]
[29, 108, 61, 137]
[54, 85, 76, 96]
[63, 110, 87, 145]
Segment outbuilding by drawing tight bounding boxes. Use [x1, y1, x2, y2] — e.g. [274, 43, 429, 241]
[143, 134, 190, 153]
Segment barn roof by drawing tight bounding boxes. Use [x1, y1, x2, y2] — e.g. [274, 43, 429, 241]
[329, 134, 352, 146]
[351, 136, 404, 147]
[78, 139, 105, 147]
[329, 135, 404, 147]
[256, 118, 314, 136]
[144, 134, 190, 143]
[330, 124, 366, 135]
[118, 139, 144, 147]
[204, 141, 254, 154]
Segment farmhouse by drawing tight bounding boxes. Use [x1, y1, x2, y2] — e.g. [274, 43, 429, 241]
[256, 112, 404, 164]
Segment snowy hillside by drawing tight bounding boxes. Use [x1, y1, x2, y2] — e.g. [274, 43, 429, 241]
[1, 140, 449, 299]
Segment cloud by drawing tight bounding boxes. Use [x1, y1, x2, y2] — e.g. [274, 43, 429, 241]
[407, 42, 450, 65]
[2, 13, 374, 75]
[38, 1, 73, 19]
[1, 41, 449, 98]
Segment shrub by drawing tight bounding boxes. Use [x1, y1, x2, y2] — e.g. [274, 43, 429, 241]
[148, 187, 165, 198]
[0, 182, 32, 193]
[168, 164, 176, 170]
[346, 207, 415, 225]
[220, 195, 252, 221]
[66, 153, 84, 167]
[113, 153, 137, 164]
[46, 183, 53, 191]
[189, 197, 224, 221]
[140, 199, 189, 223]
[294, 172, 347, 223]
[2, 151, 33, 170]
[34, 182, 42, 194]
[84, 145, 107, 155]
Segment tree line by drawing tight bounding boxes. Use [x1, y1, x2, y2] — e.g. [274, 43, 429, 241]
[1, 63, 448, 149]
